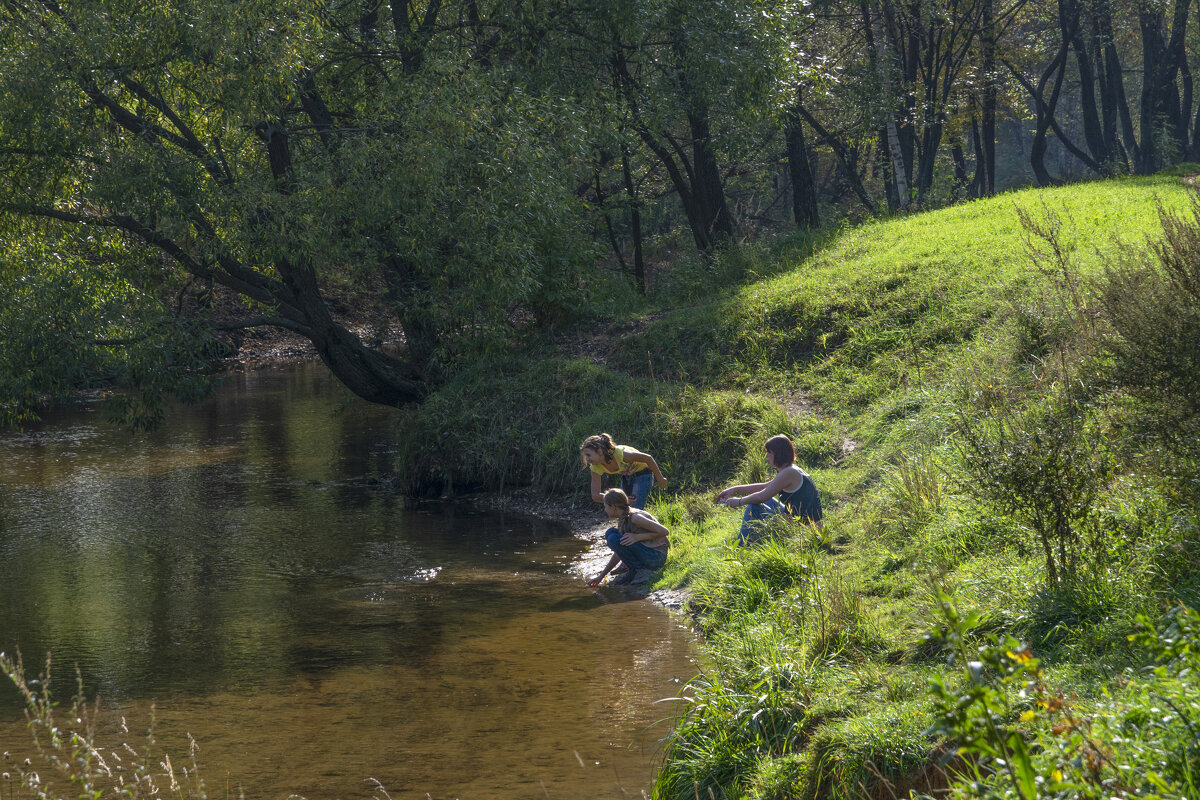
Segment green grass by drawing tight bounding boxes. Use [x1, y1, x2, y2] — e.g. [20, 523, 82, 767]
[397, 174, 1200, 799]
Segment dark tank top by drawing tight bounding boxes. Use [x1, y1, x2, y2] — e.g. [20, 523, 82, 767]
[777, 470, 823, 523]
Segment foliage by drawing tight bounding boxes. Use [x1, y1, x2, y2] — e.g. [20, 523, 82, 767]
[0, 0, 597, 421]
[0, 226, 216, 430]
[1100, 194, 1200, 484]
[927, 597, 1200, 800]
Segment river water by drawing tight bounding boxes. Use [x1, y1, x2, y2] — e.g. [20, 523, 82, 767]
[0, 364, 697, 799]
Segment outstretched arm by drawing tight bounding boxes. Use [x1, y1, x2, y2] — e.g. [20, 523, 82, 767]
[626, 451, 668, 490]
[590, 471, 604, 503]
[587, 553, 622, 587]
[716, 481, 769, 503]
[724, 472, 789, 508]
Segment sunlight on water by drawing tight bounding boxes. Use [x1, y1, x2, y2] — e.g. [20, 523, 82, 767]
[0, 365, 698, 799]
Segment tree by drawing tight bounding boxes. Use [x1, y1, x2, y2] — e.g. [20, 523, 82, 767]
[0, 0, 595, 423]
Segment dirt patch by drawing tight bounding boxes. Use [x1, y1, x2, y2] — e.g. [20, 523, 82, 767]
[553, 312, 664, 368]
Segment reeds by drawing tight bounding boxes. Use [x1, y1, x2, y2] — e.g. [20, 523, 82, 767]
[0, 652, 209, 800]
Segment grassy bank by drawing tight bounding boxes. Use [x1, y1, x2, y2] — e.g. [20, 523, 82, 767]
[401, 175, 1200, 798]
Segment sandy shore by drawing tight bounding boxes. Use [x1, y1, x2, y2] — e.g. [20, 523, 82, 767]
[464, 487, 691, 611]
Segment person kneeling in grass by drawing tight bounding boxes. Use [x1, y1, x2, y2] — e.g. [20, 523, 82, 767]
[716, 434, 823, 546]
[587, 489, 670, 587]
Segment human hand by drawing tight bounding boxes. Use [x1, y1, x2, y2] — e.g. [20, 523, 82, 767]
[587, 575, 603, 588]
[620, 532, 638, 546]
[657, 476, 668, 490]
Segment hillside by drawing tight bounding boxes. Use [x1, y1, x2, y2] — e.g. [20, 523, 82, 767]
[395, 175, 1200, 798]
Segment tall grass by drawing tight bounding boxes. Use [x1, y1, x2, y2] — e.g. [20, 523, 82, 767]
[0, 652, 207, 800]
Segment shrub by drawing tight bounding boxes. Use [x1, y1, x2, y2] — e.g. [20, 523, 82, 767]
[1100, 195, 1200, 492]
[955, 380, 1111, 586]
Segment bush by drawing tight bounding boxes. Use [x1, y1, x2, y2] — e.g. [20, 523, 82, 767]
[955, 379, 1111, 586]
[1100, 195, 1200, 492]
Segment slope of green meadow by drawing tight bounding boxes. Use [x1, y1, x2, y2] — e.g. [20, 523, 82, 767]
[395, 175, 1200, 799]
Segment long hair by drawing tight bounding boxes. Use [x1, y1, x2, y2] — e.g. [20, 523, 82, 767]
[579, 432, 617, 467]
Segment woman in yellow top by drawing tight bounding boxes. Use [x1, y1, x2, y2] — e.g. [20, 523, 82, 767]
[579, 432, 667, 509]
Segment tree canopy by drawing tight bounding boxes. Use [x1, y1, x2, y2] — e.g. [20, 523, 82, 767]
[4, 0, 1200, 425]
[0, 0, 597, 423]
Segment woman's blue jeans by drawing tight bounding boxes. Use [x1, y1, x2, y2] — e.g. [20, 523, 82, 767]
[620, 472, 654, 509]
[605, 529, 668, 571]
[738, 499, 787, 546]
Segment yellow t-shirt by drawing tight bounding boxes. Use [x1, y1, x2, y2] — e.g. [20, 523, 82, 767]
[589, 445, 648, 477]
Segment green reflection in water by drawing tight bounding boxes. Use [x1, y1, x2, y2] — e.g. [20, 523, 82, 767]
[0, 364, 698, 799]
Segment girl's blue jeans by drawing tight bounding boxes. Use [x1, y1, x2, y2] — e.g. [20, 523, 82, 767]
[738, 499, 787, 546]
[605, 529, 668, 571]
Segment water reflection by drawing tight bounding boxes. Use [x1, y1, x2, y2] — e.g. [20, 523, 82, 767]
[0, 365, 697, 798]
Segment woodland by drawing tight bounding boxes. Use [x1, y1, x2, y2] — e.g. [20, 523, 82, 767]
[3, 1, 1200, 799]
[2, 0, 1199, 422]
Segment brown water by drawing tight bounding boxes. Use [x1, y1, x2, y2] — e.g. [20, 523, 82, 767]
[0, 364, 697, 799]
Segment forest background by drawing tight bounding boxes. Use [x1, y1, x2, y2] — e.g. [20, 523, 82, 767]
[2, 0, 1200, 797]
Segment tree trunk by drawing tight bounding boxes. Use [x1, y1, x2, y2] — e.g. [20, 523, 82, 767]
[786, 101, 820, 230]
[1064, 0, 1109, 167]
[1024, 45, 1070, 186]
[979, 0, 996, 195]
[916, 122, 944, 203]
[867, 1, 910, 209]
[1090, 9, 1126, 168]
[688, 107, 734, 245]
[879, 128, 899, 211]
[621, 147, 646, 294]
[1139, 4, 1170, 173]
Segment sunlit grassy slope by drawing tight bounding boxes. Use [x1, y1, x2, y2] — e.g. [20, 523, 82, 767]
[392, 175, 1200, 798]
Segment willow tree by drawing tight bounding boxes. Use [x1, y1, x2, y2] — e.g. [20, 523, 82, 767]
[0, 0, 595, 424]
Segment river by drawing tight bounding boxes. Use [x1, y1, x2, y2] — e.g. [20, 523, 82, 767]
[0, 363, 698, 799]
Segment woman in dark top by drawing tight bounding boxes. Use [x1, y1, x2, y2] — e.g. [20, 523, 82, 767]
[716, 434, 822, 545]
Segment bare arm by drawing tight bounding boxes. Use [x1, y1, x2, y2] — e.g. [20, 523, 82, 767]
[625, 451, 668, 490]
[716, 481, 770, 503]
[590, 471, 604, 503]
[726, 471, 790, 508]
[620, 511, 669, 545]
[587, 552, 622, 587]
